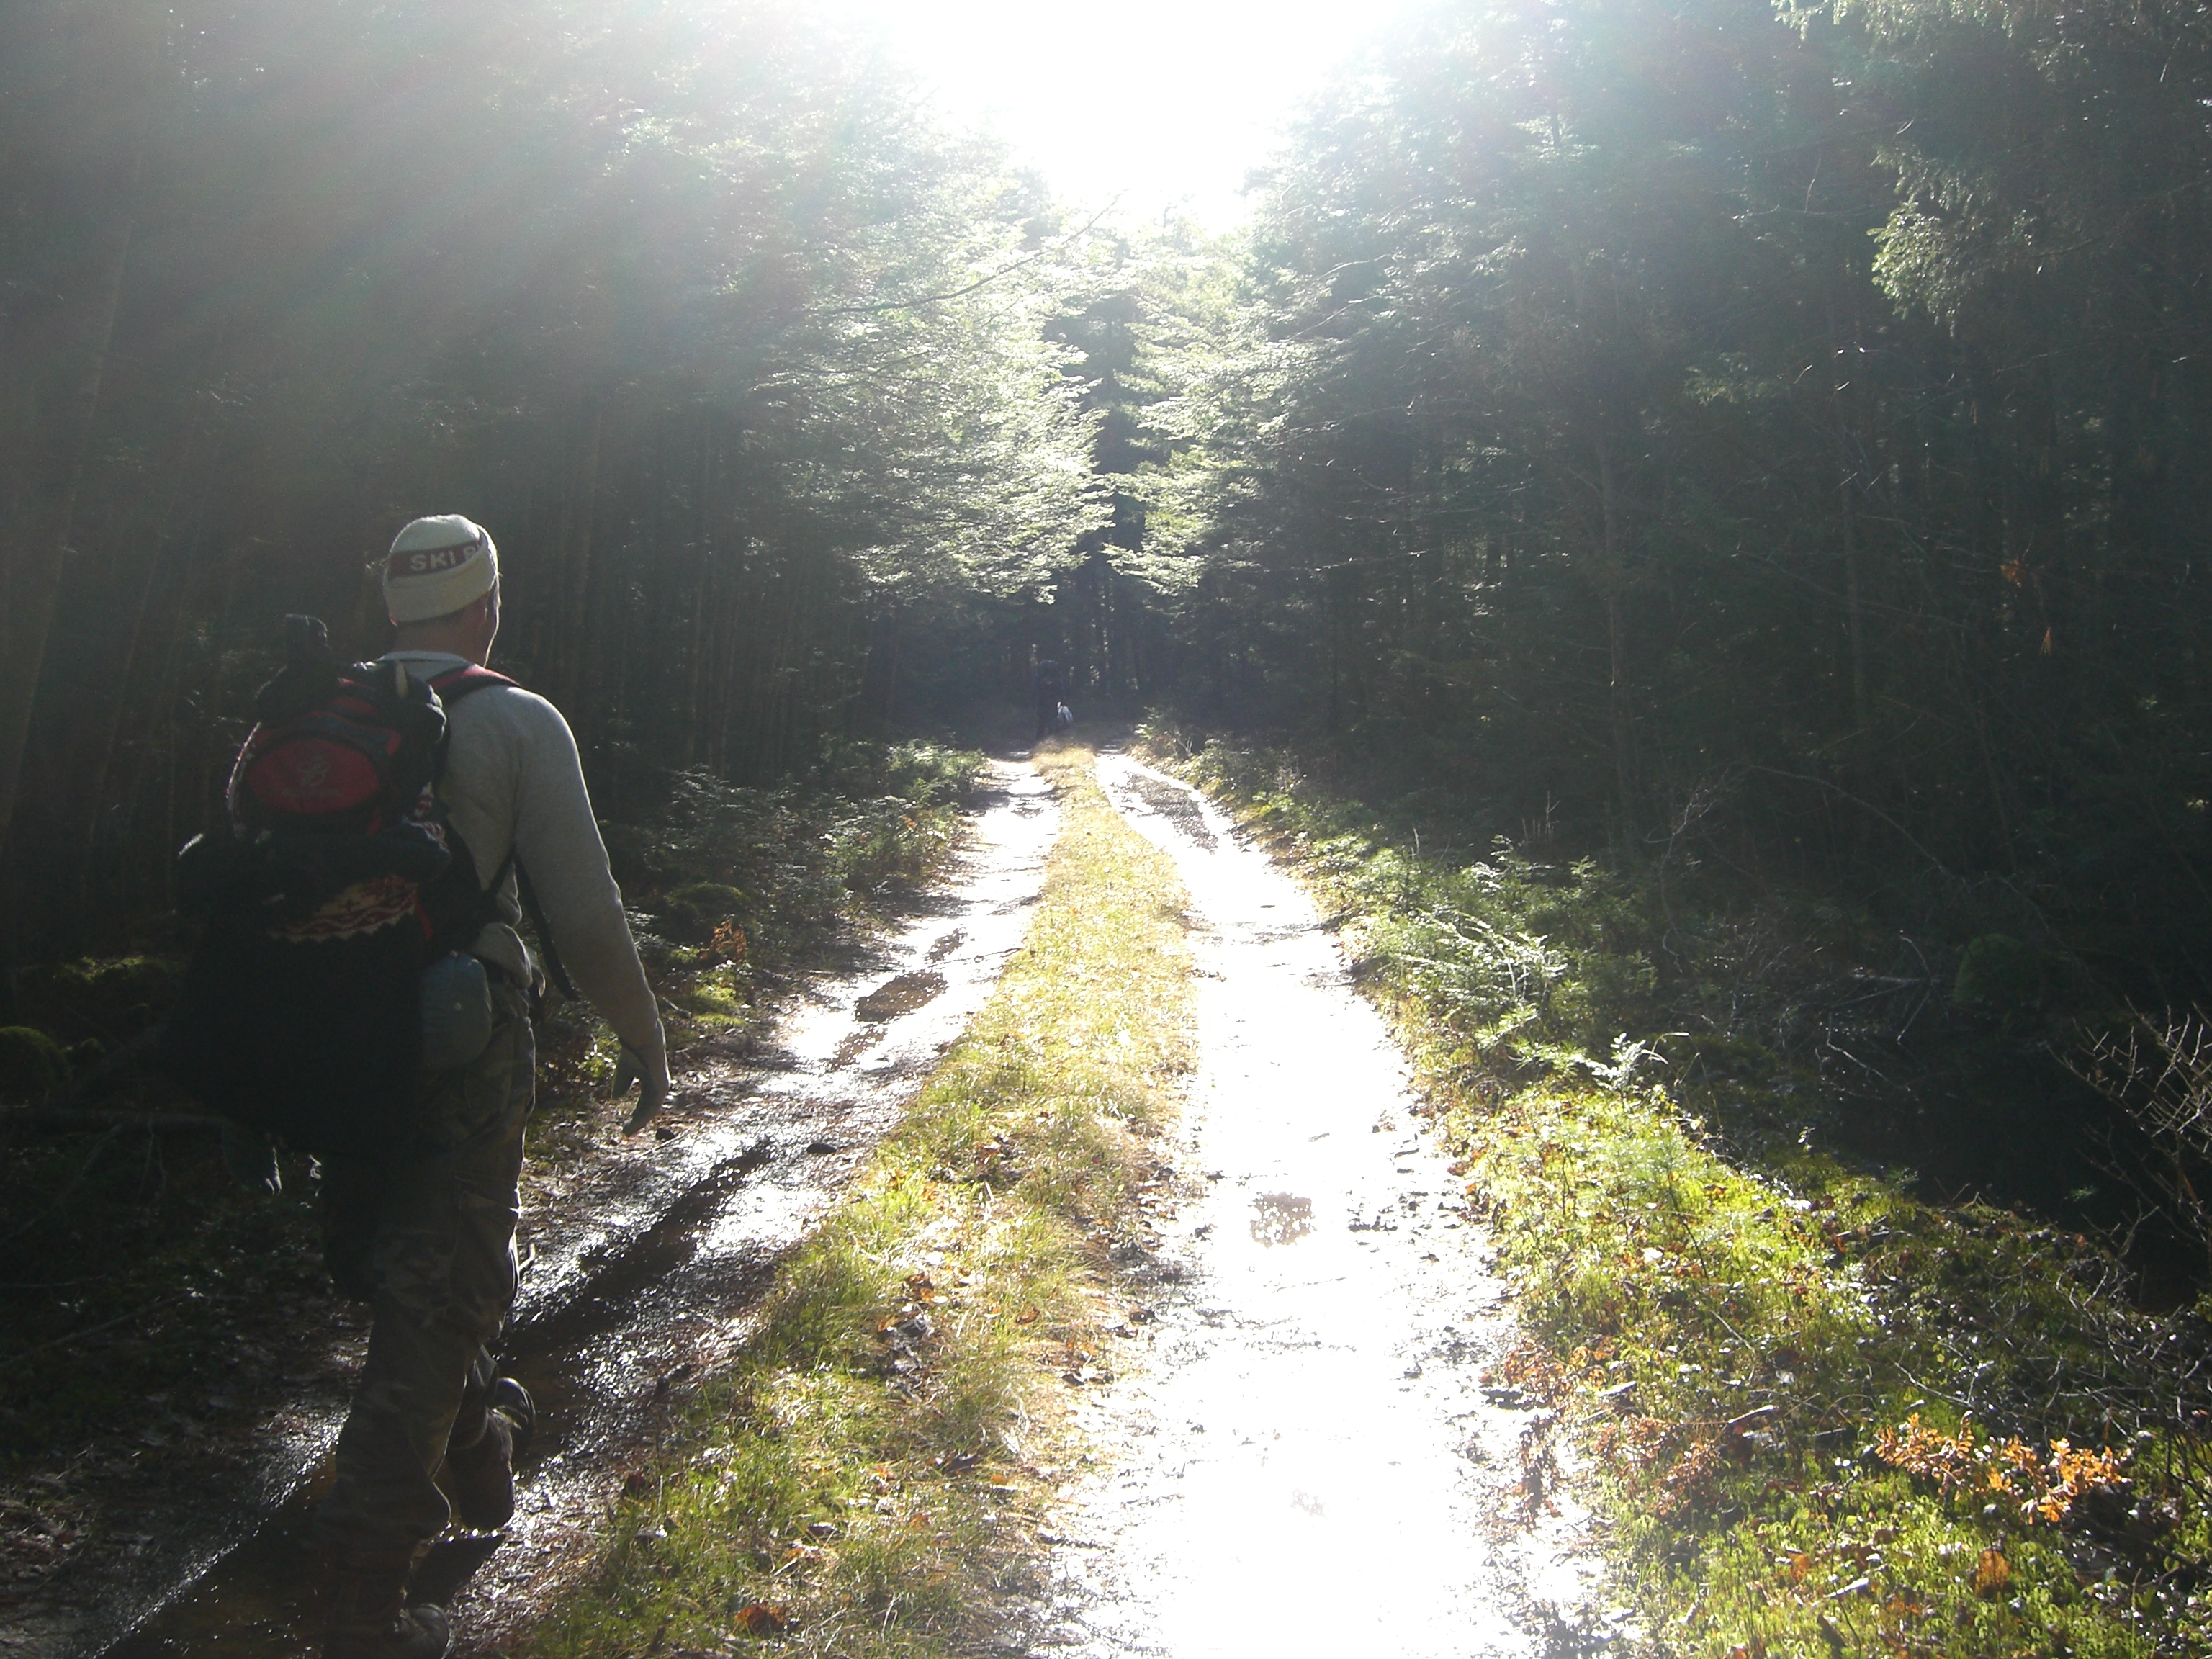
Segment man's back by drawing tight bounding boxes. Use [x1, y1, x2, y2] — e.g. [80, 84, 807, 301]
[306, 515, 668, 1659]
[380, 651, 657, 1048]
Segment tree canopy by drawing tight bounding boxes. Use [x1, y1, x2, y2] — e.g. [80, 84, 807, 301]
[0, 0, 1110, 953]
[9, 0, 2212, 1010]
[1145, 0, 2212, 1006]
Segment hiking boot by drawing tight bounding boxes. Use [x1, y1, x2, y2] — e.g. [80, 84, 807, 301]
[320, 1541, 452, 1659]
[488, 1375, 534, 1450]
[446, 1376, 532, 1532]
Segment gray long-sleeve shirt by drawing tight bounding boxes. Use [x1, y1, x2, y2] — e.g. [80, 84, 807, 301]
[383, 652, 665, 1066]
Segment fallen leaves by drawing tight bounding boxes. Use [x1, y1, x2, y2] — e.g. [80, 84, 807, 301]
[0, 1493, 87, 1587]
[731, 1601, 789, 1635]
[1873, 1413, 2127, 1525]
[1651, 1433, 1726, 1519]
[1058, 1335, 1108, 1385]
[1479, 1339, 1570, 1408]
[875, 1300, 935, 1384]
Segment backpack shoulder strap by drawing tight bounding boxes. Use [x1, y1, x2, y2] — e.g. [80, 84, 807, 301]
[513, 855, 579, 1003]
[422, 666, 579, 1003]
[423, 665, 517, 787]
[466, 845, 579, 1007]
[427, 664, 518, 705]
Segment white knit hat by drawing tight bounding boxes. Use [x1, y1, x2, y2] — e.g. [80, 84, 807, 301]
[383, 514, 499, 623]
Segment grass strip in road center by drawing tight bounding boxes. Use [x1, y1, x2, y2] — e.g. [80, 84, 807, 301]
[523, 742, 1193, 1659]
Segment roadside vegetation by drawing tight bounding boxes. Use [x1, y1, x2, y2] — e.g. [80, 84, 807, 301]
[0, 741, 985, 1588]
[523, 742, 1192, 1659]
[1148, 732, 2212, 1659]
[534, 742, 992, 1144]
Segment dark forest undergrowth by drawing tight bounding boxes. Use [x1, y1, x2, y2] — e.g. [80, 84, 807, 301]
[0, 740, 984, 1602]
[1144, 727, 2212, 1658]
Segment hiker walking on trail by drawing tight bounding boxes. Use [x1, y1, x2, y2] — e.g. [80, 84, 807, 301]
[1033, 656, 1066, 742]
[164, 515, 669, 1659]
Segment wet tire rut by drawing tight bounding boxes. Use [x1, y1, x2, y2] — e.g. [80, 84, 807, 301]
[1031, 755, 1614, 1659]
[44, 760, 1058, 1658]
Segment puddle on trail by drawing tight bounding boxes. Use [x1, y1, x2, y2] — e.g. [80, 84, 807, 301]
[854, 969, 948, 1023]
[1033, 754, 1613, 1659]
[60, 760, 1058, 1659]
[1247, 1192, 1313, 1248]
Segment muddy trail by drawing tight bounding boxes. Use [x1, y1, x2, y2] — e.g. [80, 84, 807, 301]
[1030, 755, 1617, 1659]
[16, 761, 1056, 1659]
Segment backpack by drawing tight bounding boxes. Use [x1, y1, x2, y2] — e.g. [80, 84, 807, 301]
[161, 616, 522, 1159]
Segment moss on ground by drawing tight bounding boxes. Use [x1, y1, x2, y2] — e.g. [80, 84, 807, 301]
[1154, 732, 2211, 1659]
[523, 742, 1194, 1659]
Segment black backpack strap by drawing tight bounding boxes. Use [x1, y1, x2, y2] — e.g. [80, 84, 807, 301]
[428, 665, 516, 700]
[425, 665, 516, 786]
[513, 855, 578, 1002]
[421, 665, 576, 1002]
[459, 842, 574, 1010]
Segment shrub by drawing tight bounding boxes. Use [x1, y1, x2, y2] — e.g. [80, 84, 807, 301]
[0, 1027, 68, 1100]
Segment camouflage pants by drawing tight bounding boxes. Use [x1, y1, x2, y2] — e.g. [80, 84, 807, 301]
[315, 981, 534, 1547]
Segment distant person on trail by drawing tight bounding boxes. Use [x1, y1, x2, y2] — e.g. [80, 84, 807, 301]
[281, 517, 668, 1658]
[1033, 656, 1066, 741]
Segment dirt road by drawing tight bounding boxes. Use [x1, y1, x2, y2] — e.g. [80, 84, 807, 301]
[44, 749, 1624, 1655]
[60, 761, 1056, 1658]
[1031, 755, 1614, 1658]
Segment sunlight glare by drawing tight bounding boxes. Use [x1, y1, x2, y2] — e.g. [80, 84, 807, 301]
[830, 0, 1425, 229]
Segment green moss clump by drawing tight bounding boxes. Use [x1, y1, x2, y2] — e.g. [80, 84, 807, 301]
[9, 956, 181, 1046]
[658, 881, 749, 941]
[0, 1027, 69, 1100]
[674, 965, 749, 1024]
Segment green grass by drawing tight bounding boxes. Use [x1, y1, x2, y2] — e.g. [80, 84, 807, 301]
[0, 741, 989, 1491]
[1148, 731, 2210, 1659]
[522, 742, 1194, 1658]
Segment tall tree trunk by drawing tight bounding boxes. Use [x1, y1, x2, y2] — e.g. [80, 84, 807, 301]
[1829, 300, 1869, 733]
[0, 9, 154, 871]
[1595, 432, 1640, 848]
[554, 397, 604, 726]
[683, 421, 721, 766]
[881, 617, 901, 728]
[66, 405, 204, 922]
[1843, 500, 1867, 729]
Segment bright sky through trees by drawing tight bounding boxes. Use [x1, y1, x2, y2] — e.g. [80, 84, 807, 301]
[837, 0, 1423, 228]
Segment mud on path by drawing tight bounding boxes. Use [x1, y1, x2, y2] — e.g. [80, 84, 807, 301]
[12, 760, 1056, 1659]
[1032, 755, 1617, 1658]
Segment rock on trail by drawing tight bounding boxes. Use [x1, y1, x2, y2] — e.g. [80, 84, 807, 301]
[1032, 754, 1613, 1658]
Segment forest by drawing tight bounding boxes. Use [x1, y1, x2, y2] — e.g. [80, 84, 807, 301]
[11, 0, 2212, 974]
[9, 0, 2212, 1652]
[14, 0, 2210, 1240]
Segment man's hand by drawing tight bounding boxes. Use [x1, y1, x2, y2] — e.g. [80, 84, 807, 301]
[613, 1040, 671, 1133]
